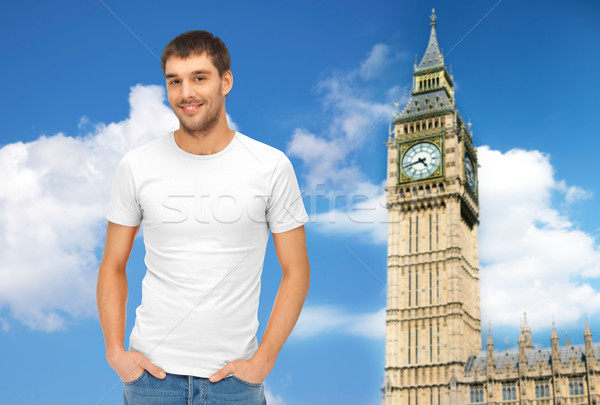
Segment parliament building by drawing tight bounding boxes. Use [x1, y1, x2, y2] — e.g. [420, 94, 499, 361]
[381, 9, 600, 405]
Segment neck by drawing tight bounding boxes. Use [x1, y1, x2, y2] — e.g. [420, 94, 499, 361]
[174, 115, 235, 156]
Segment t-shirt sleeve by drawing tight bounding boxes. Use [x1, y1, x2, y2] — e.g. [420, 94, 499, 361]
[106, 153, 142, 227]
[266, 153, 309, 233]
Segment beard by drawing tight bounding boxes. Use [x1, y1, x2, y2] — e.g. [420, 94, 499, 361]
[175, 95, 224, 135]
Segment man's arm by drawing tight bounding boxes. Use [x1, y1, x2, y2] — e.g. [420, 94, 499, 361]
[97, 221, 166, 382]
[209, 224, 310, 383]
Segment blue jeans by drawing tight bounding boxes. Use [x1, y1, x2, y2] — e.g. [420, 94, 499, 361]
[123, 370, 267, 405]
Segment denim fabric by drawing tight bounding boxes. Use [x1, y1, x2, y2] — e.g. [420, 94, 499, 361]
[123, 370, 267, 405]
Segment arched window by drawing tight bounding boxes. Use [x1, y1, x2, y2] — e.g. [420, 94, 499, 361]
[470, 387, 483, 403]
[503, 384, 516, 401]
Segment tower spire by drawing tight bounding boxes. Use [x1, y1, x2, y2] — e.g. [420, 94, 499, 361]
[519, 311, 534, 350]
[584, 315, 595, 361]
[550, 321, 561, 373]
[416, 9, 445, 71]
[395, 9, 455, 121]
[486, 326, 495, 370]
[585, 315, 592, 338]
[551, 320, 559, 343]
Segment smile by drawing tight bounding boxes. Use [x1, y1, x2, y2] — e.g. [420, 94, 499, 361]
[180, 104, 203, 114]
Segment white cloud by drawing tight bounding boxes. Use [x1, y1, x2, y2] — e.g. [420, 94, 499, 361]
[359, 43, 391, 80]
[0, 84, 178, 331]
[226, 113, 239, 132]
[555, 180, 593, 204]
[264, 383, 286, 405]
[0, 317, 9, 332]
[307, 179, 389, 244]
[287, 127, 363, 191]
[287, 42, 600, 336]
[292, 305, 385, 339]
[314, 71, 391, 145]
[78, 115, 89, 130]
[478, 146, 600, 329]
[288, 44, 408, 243]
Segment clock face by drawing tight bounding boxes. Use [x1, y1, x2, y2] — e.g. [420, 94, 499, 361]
[464, 153, 476, 190]
[401, 142, 441, 180]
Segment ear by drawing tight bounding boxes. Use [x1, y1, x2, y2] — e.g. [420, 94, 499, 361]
[221, 70, 233, 97]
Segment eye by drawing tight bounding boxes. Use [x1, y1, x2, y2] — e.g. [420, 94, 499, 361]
[194, 77, 205, 82]
[168, 79, 180, 85]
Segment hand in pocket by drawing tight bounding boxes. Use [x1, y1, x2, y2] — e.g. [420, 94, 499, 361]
[107, 349, 166, 382]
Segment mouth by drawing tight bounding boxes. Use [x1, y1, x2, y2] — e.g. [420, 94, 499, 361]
[179, 103, 203, 114]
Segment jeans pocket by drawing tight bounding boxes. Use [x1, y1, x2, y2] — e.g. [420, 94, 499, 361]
[230, 374, 262, 388]
[122, 369, 148, 386]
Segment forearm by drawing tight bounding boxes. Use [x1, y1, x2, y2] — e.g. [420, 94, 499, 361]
[97, 264, 128, 359]
[253, 269, 310, 366]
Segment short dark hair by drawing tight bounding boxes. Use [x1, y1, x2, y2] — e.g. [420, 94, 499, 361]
[161, 30, 231, 77]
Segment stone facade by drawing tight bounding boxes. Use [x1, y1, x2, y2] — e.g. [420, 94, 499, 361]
[464, 318, 600, 405]
[383, 9, 481, 405]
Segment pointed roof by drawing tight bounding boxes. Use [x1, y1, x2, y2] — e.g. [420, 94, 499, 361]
[522, 312, 530, 329]
[585, 316, 592, 337]
[415, 9, 445, 72]
[519, 311, 534, 350]
[551, 320, 559, 341]
[394, 8, 459, 124]
[487, 326, 494, 347]
[466, 342, 600, 373]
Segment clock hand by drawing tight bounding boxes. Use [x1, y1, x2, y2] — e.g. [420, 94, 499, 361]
[403, 157, 427, 169]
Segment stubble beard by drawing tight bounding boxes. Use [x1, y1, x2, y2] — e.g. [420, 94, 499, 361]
[177, 96, 225, 135]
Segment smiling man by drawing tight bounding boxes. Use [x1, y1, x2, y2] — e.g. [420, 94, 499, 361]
[97, 30, 310, 405]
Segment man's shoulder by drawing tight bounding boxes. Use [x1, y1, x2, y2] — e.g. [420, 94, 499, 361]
[236, 132, 285, 163]
[125, 132, 171, 162]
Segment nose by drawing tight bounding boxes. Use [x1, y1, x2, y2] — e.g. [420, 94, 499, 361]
[181, 80, 196, 99]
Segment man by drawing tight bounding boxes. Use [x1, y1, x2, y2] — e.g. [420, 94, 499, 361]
[97, 30, 310, 405]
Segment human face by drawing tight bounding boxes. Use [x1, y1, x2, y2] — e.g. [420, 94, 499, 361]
[164, 53, 232, 135]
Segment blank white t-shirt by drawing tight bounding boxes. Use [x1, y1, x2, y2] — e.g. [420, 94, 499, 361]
[106, 130, 309, 378]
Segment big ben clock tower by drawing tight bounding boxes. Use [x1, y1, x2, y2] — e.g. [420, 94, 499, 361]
[383, 9, 481, 405]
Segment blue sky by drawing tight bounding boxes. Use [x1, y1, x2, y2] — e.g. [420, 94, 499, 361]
[0, 1, 599, 404]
